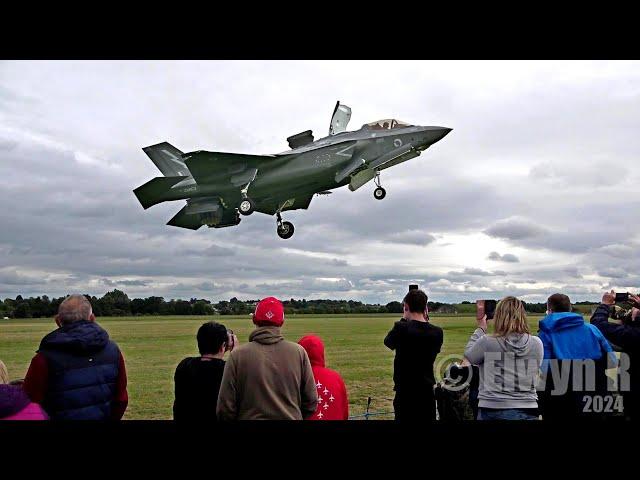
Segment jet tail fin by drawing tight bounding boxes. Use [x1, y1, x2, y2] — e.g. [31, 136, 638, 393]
[142, 142, 189, 177]
[133, 176, 186, 209]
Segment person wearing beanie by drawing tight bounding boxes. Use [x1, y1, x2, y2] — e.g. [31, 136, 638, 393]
[298, 335, 349, 420]
[0, 384, 49, 420]
[1, 362, 48, 420]
[216, 297, 318, 420]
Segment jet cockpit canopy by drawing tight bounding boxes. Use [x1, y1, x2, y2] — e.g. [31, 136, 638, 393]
[363, 119, 412, 130]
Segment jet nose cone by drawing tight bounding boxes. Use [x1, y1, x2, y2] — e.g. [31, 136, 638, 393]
[434, 127, 452, 142]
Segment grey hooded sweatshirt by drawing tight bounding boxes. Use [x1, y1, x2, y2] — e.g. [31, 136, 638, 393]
[464, 328, 544, 409]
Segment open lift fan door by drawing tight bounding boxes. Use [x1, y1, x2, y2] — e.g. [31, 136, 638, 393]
[287, 130, 314, 149]
[329, 101, 351, 135]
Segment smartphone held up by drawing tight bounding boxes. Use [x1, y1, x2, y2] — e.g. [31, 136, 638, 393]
[476, 299, 497, 321]
[615, 292, 630, 303]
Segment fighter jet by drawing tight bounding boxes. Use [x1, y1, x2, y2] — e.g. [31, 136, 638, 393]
[133, 102, 451, 239]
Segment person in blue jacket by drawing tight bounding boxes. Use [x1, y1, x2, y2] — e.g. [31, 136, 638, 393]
[590, 291, 640, 420]
[538, 293, 617, 420]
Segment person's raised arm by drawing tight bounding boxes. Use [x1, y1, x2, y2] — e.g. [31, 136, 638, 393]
[384, 322, 402, 350]
[591, 291, 640, 351]
[464, 315, 488, 365]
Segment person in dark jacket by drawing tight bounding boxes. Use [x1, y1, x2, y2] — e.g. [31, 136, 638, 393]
[173, 321, 238, 421]
[590, 291, 640, 420]
[384, 289, 443, 421]
[538, 293, 616, 420]
[22, 294, 128, 420]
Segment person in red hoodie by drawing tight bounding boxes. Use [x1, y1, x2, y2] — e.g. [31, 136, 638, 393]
[298, 335, 349, 420]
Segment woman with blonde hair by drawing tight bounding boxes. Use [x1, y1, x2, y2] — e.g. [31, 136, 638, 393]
[0, 361, 9, 384]
[464, 296, 543, 420]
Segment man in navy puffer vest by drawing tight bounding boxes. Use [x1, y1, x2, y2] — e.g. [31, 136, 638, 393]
[23, 294, 128, 420]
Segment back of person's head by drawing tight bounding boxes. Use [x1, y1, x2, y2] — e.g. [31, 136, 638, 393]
[298, 335, 325, 367]
[197, 322, 228, 355]
[403, 289, 428, 314]
[0, 360, 8, 384]
[253, 296, 285, 327]
[57, 294, 94, 325]
[494, 296, 529, 336]
[547, 293, 571, 313]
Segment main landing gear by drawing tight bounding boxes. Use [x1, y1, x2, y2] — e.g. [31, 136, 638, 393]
[238, 197, 255, 215]
[373, 171, 386, 200]
[276, 211, 294, 239]
[238, 182, 255, 216]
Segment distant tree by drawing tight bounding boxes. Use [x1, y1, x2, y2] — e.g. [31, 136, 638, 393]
[385, 301, 403, 314]
[192, 301, 214, 315]
[99, 289, 131, 316]
[174, 300, 192, 315]
[13, 302, 32, 318]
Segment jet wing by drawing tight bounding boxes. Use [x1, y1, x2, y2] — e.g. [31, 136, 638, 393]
[133, 175, 188, 209]
[182, 151, 275, 185]
[167, 197, 241, 230]
[167, 204, 204, 230]
[254, 194, 314, 216]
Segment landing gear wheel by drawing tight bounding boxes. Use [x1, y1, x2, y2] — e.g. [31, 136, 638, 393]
[277, 221, 295, 239]
[239, 198, 255, 216]
[374, 187, 386, 200]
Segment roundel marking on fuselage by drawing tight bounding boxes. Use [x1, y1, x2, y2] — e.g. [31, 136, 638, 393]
[394, 138, 402, 147]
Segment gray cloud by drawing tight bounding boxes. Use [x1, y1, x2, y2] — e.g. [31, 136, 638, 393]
[485, 217, 548, 240]
[487, 251, 520, 263]
[529, 161, 629, 187]
[101, 278, 151, 287]
[387, 230, 437, 246]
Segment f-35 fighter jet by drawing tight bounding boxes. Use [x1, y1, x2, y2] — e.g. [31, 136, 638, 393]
[133, 102, 451, 239]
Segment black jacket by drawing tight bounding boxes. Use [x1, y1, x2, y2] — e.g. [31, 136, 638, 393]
[590, 303, 640, 419]
[173, 357, 225, 421]
[384, 318, 443, 392]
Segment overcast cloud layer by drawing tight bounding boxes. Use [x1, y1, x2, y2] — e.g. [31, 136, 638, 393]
[0, 61, 638, 304]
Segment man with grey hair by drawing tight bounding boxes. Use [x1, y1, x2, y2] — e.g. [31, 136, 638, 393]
[23, 294, 128, 420]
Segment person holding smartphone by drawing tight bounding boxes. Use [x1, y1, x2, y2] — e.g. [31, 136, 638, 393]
[464, 296, 543, 420]
[173, 321, 238, 421]
[384, 288, 443, 421]
[590, 290, 640, 420]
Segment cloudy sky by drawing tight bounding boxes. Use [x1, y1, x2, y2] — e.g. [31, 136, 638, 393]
[0, 61, 638, 304]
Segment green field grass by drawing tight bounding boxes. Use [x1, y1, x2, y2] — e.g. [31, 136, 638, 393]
[0, 314, 544, 419]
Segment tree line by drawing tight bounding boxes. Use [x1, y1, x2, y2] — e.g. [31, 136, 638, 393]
[0, 290, 599, 319]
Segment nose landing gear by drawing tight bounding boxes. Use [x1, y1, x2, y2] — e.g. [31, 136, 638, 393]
[373, 171, 386, 200]
[276, 211, 294, 239]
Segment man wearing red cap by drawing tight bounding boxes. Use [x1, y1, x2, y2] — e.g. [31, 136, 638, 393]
[216, 297, 318, 420]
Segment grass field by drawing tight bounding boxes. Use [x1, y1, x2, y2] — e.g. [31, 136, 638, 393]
[0, 314, 544, 419]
